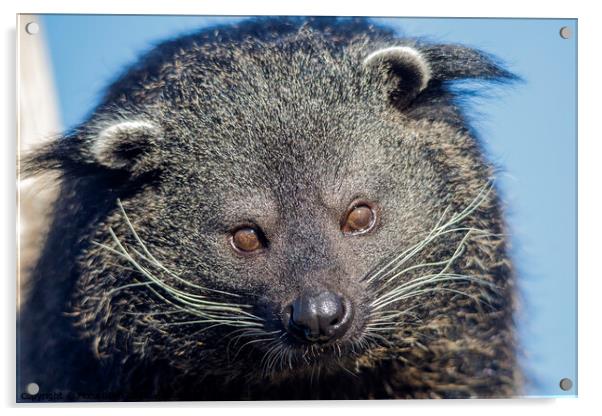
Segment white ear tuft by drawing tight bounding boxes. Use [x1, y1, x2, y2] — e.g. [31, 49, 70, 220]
[363, 46, 431, 109]
[92, 120, 161, 170]
[363, 46, 431, 92]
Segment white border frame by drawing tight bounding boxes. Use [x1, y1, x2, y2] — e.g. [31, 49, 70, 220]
[2, 1, 599, 415]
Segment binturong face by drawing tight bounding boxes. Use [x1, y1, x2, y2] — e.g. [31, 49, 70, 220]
[27, 22, 517, 396]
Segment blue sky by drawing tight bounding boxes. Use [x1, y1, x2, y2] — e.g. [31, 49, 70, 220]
[38, 14, 577, 398]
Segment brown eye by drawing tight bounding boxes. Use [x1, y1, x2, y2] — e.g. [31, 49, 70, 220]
[342, 203, 377, 235]
[231, 227, 264, 253]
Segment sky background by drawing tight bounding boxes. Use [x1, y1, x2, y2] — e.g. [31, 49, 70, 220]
[36, 14, 577, 398]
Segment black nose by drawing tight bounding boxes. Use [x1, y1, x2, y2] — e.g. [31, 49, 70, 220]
[284, 291, 353, 344]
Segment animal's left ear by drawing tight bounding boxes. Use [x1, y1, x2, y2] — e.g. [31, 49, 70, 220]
[363, 44, 516, 112]
[363, 46, 432, 110]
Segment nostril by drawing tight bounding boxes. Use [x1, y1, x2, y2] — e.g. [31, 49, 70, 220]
[284, 291, 353, 344]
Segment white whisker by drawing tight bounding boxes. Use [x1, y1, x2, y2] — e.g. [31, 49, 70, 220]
[92, 200, 266, 334]
[364, 181, 500, 338]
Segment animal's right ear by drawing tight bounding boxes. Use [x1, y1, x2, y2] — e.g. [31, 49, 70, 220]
[362, 46, 431, 110]
[88, 119, 162, 171]
[22, 118, 163, 179]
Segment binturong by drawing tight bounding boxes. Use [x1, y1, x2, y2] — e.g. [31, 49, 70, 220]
[18, 17, 521, 400]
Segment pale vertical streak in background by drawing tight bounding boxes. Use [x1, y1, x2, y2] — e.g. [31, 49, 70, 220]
[17, 14, 62, 307]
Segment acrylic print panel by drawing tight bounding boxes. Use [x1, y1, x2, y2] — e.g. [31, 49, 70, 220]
[16, 14, 577, 401]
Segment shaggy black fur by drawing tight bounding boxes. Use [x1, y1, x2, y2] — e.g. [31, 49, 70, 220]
[18, 17, 519, 401]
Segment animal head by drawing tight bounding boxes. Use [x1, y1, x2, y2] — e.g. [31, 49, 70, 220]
[26, 19, 516, 385]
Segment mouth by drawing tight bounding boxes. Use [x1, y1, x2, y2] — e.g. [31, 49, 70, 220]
[257, 336, 367, 377]
[224, 323, 374, 379]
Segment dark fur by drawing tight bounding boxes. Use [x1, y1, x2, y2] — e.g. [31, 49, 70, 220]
[18, 17, 519, 401]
